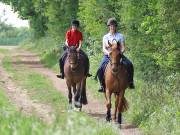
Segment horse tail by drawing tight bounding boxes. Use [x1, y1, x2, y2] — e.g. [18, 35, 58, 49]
[80, 79, 88, 105]
[120, 97, 129, 112]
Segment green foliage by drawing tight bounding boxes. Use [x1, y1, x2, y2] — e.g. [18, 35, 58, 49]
[0, 16, 30, 45]
[124, 73, 180, 135]
[0, 27, 30, 45]
[78, 0, 123, 53]
[1, 0, 48, 37]
[45, 0, 78, 39]
[118, 0, 180, 76]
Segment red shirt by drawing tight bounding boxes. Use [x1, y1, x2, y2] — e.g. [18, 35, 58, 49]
[66, 29, 83, 48]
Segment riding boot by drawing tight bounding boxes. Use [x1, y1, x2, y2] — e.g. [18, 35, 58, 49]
[57, 51, 67, 79]
[86, 59, 92, 77]
[127, 64, 135, 89]
[56, 58, 64, 79]
[97, 71, 105, 93]
[97, 55, 110, 92]
[94, 70, 99, 81]
[122, 55, 135, 89]
[98, 79, 105, 92]
[80, 50, 92, 77]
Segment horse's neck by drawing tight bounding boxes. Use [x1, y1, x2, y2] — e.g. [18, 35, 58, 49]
[106, 63, 123, 78]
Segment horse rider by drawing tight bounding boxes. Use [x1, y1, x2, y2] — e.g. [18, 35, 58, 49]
[57, 20, 91, 79]
[95, 17, 135, 92]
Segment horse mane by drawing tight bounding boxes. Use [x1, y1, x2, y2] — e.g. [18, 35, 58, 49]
[69, 46, 77, 53]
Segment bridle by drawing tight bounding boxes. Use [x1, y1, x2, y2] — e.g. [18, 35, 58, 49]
[109, 48, 122, 75]
[68, 50, 79, 71]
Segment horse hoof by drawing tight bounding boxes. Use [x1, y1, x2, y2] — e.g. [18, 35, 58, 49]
[106, 117, 112, 122]
[79, 107, 82, 112]
[117, 113, 122, 124]
[74, 101, 82, 108]
[68, 104, 73, 110]
[73, 107, 79, 112]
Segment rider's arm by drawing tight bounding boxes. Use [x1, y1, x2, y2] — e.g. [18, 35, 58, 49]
[121, 41, 125, 53]
[78, 40, 82, 50]
[76, 32, 83, 52]
[65, 39, 68, 46]
[120, 35, 125, 53]
[103, 36, 110, 55]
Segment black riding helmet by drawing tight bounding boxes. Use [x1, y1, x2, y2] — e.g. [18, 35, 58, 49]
[71, 20, 80, 27]
[107, 17, 118, 27]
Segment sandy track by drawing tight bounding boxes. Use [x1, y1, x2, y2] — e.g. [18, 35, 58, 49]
[0, 49, 54, 124]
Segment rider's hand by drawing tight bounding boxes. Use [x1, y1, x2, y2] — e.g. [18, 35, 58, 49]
[76, 48, 80, 52]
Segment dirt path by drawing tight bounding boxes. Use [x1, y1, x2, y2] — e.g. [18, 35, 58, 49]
[0, 46, 143, 135]
[0, 48, 55, 124]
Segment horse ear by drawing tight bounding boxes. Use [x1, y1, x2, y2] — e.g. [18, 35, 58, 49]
[108, 40, 112, 47]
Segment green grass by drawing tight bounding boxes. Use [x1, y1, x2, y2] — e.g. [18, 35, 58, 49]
[1, 51, 120, 135]
[0, 48, 9, 54]
[123, 76, 180, 135]
[0, 86, 48, 135]
[0, 38, 20, 45]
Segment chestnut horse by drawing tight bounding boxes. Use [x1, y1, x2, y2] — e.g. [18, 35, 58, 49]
[64, 46, 87, 110]
[104, 40, 129, 124]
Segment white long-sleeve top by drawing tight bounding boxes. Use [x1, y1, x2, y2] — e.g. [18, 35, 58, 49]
[103, 32, 125, 55]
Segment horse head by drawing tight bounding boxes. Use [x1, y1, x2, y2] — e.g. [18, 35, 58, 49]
[67, 46, 78, 71]
[108, 40, 122, 74]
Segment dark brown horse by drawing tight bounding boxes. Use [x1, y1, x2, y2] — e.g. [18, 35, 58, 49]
[104, 40, 129, 124]
[64, 46, 88, 110]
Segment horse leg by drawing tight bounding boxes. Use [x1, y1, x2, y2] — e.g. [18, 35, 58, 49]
[105, 89, 112, 122]
[72, 83, 76, 95]
[113, 93, 119, 122]
[117, 90, 125, 124]
[74, 82, 80, 102]
[80, 78, 87, 105]
[66, 81, 72, 110]
[74, 82, 82, 108]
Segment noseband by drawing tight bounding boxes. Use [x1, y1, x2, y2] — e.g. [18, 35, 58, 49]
[109, 53, 122, 75]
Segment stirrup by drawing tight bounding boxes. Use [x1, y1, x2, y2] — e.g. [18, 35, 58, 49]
[56, 74, 64, 79]
[87, 73, 92, 77]
[129, 82, 135, 89]
[98, 87, 105, 93]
